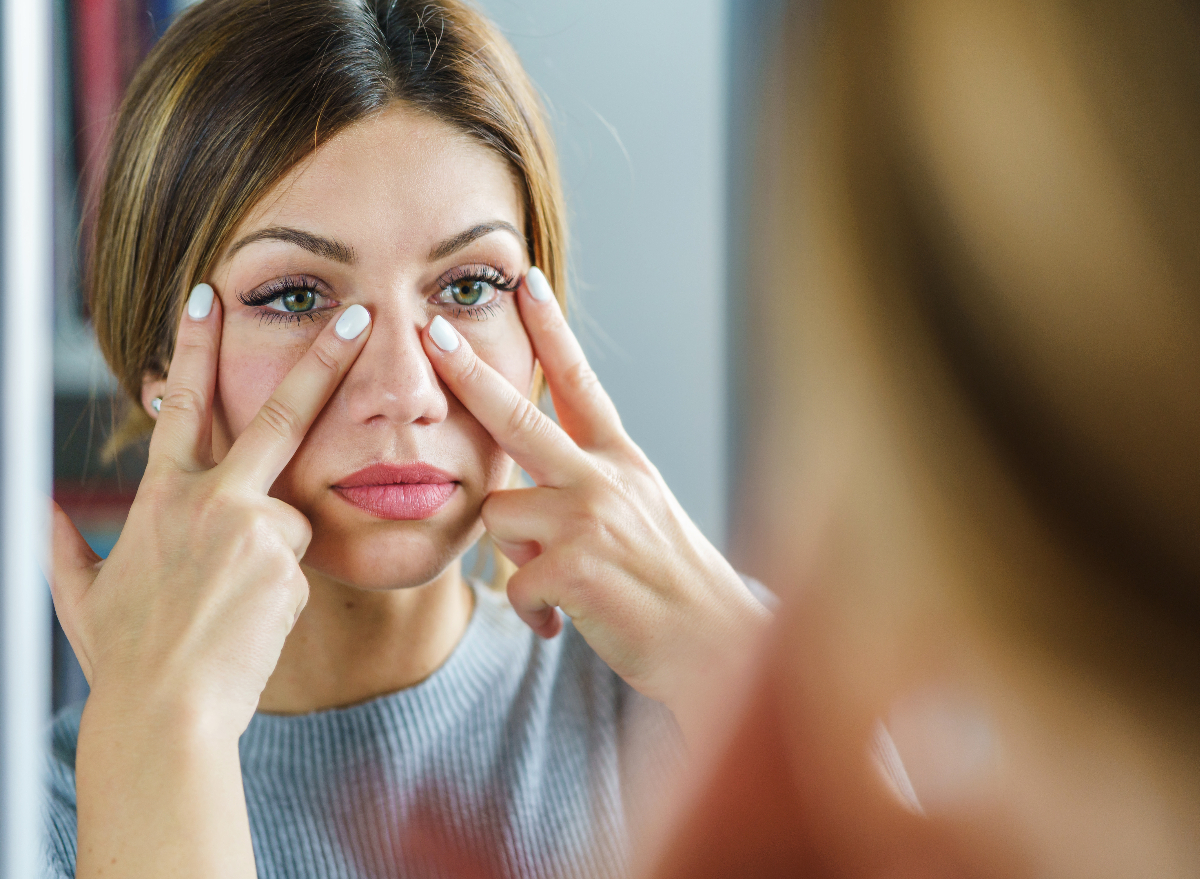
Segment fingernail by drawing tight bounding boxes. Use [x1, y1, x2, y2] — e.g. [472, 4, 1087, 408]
[335, 303, 370, 340]
[429, 315, 460, 352]
[186, 283, 214, 320]
[526, 267, 554, 302]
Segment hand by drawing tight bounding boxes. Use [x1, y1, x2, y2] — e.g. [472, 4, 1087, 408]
[423, 269, 771, 717]
[49, 286, 372, 737]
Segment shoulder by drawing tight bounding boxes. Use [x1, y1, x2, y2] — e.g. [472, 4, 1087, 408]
[43, 701, 84, 878]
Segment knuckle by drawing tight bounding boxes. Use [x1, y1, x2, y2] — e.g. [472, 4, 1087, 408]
[266, 556, 300, 598]
[479, 493, 502, 528]
[286, 568, 309, 605]
[309, 339, 343, 376]
[255, 396, 302, 442]
[587, 462, 631, 503]
[294, 512, 314, 544]
[561, 359, 602, 400]
[619, 445, 658, 481]
[577, 500, 619, 545]
[507, 399, 547, 442]
[172, 330, 215, 361]
[286, 510, 314, 556]
[535, 305, 569, 338]
[159, 384, 206, 418]
[140, 470, 184, 507]
[460, 351, 490, 387]
[230, 505, 269, 545]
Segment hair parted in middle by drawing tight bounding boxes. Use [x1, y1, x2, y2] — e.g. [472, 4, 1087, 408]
[91, 0, 567, 454]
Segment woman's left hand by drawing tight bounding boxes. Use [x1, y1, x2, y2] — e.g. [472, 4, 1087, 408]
[422, 268, 771, 721]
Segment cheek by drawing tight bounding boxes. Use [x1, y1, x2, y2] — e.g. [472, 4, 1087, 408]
[454, 309, 535, 489]
[213, 330, 302, 455]
[466, 307, 535, 394]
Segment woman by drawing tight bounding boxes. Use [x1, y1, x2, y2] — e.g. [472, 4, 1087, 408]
[643, 0, 1200, 875]
[45, 1, 769, 876]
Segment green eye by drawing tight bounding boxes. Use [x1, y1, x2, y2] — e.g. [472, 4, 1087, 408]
[279, 289, 317, 312]
[450, 280, 488, 306]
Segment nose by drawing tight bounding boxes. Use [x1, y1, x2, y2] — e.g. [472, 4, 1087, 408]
[337, 305, 448, 425]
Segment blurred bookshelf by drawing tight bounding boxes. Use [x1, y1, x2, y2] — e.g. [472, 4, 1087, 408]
[52, 0, 199, 711]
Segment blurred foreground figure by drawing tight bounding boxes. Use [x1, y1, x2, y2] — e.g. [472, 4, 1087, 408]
[641, 0, 1200, 876]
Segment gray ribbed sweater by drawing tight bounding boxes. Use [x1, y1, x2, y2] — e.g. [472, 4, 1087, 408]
[42, 582, 682, 878]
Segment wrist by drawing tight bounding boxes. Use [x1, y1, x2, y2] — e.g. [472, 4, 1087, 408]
[81, 684, 244, 754]
[75, 686, 256, 879]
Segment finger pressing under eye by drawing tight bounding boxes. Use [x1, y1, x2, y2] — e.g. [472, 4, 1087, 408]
[146, 283, 222, 474]
[517, 268, 625, 452]
[422, 316, 591, 489]
[222, 304, 372, 494]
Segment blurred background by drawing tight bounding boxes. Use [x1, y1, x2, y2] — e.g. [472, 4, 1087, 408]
[49, 0, 786, 711]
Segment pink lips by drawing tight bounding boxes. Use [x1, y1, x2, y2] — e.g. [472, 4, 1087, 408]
[333, 463, 457, 520]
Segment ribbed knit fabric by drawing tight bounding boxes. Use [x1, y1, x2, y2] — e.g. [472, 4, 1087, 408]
[42, 582, 683, 878]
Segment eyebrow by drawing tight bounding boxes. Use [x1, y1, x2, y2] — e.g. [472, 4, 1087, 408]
[227, 227, 358, 264]
[226, 220, 524, 266]
[429, 221, 524, 261]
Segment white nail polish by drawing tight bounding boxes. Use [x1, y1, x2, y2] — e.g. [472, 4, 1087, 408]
[526, 267, 554, 302]
[429, 315, 460, 352]
[335, 303, 371, 340]
[186, 283, 214, 320]
[151, 397, 162, 413]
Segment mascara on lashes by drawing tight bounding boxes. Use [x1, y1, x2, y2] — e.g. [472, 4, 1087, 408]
[237, 275, 336, 327]
[236, 264, 520, 326]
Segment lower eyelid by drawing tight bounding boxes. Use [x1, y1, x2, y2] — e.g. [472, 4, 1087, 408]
[445, 298, 506, 321]
[255, 309, 335, 327]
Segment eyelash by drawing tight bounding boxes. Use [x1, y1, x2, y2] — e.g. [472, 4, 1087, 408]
[435, 264, 519, 320]
[237, 275, 336, 327]
[235, 264, 519, 328]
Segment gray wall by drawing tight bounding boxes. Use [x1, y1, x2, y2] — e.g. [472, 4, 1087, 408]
[480, 0, 730, 546]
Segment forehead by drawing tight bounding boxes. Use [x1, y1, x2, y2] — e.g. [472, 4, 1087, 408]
[228, 103, 525, 260]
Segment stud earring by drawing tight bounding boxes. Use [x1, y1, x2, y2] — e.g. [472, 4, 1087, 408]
[151, 397, 162, 413]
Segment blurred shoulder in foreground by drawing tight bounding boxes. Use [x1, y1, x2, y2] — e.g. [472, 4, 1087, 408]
[641, 0, 1200, 875]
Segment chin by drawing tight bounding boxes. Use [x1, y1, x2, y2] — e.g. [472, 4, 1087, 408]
[300, 510, 486, 591]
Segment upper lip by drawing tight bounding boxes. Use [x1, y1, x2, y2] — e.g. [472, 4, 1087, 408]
[333, 463, 456, 488]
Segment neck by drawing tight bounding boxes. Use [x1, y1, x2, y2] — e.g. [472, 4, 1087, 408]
[257, 560, 474, 715]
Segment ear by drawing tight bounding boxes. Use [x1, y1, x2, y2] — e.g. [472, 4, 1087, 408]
[141, 370, 168, 421]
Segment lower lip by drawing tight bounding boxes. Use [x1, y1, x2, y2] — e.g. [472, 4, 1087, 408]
[334, 483, 457, 520]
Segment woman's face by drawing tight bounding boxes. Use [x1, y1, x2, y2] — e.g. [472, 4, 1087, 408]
[205, 103, 534, 590]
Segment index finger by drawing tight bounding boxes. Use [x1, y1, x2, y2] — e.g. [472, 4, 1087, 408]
[221, 304, 372, 493]
[422, 316, 590, 488]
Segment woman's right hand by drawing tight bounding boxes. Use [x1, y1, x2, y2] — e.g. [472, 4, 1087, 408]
[49, 284, 372, 738]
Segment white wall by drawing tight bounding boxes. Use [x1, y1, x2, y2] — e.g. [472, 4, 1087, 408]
[479, 0, 730, 545]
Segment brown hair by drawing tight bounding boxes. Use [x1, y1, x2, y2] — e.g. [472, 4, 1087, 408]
[92, 0, 567, 455]
[740, 0, 1200, 701]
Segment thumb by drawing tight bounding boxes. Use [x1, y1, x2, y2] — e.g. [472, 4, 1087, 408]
[49, 499, 101, 611]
